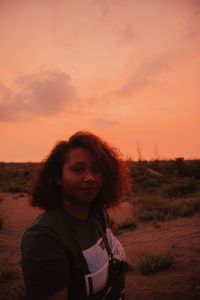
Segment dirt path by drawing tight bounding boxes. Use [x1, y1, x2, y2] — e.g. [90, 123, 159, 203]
[121, 215, 200, 299]
[0, 194, 200, 299]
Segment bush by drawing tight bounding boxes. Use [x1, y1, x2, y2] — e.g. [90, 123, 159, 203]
[140, 178, 162, 190]
[8, 284, 25, 300]
[0, 216, 4, 229]
[4, 185, 24, 193]
[163, 178, 197, 198]
[137, 250, 174, 275]
[169, 198, 200, 217]
[186, 160, 200, 179]
[139, 201, 168, 221]
[118, 218, 137, 231]
[0, 267, 18, 283]
[139, 208, 166, 222]
[136, 195, 200, 222]
[0, 162, 37, 194]
[23, 170, 32, 178]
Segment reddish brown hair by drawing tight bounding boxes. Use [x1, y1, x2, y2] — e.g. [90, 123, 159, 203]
[29, 131, 131, 210]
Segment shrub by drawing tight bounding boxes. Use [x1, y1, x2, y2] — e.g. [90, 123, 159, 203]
[169, 197, 200, 218]
[174, 157, 188, 176]
[191, 197, 200, 211]
[139, 205, 168, 222]
[118, 218, 137, 231]
[23, 170, 32, 178]
[0, 162, 37, 194]
[140, 178, 162, 190]
[8, 284, 25, 300]
[152, 219, 161, 228]
[0, 267, 18, 283]
[4, 185, 24, 193]
[137, 250, 174, 275]
[137, 195, 200, 222]
[0, 216, 4, 229]
[163, 178, 197, 198]
[186, 160, 200, 179]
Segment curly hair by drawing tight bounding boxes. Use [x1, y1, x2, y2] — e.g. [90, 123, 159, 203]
[29, 131, 131, 210]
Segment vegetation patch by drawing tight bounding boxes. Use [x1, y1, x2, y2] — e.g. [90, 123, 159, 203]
[118, 218, 137, 231]
[139, 205, 167, 222]
[162, 178, 197, 198]
[7, 284, 25, 300]
[0, 216, 4, 229]
[169, 197, 200, 217]
[137, 250, 175, 275]
[4, 185, 24, 193]
[0, 267, 18, 283]
[137, 195, 200, 222]
[0, 162, 37, 193]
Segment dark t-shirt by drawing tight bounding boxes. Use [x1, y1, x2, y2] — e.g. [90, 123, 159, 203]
[21, 207, 126, 299]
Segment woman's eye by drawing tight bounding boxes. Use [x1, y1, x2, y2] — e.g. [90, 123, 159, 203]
[71, 166, 101, 174]
[73, 167, 84, 173]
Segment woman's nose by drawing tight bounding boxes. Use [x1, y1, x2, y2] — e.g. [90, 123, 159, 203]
[83, 170, 95, 182]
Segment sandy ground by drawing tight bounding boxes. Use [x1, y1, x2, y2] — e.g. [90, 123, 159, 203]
[0, 194, 200, 300]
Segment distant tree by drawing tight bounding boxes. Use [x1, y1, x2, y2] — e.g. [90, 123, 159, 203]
[153, 142, 160, 160]
[174, 157, 188, 176]
[136, 142, 144, 162]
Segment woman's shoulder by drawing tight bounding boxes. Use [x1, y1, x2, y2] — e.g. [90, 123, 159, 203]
[22, 208, 68, 241]
[21, 208, 79, 257]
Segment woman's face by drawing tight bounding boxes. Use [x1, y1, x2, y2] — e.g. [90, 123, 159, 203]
[60, 147, 103, 207]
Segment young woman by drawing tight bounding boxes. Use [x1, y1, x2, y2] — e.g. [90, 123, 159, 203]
[21, 131, 130, 300]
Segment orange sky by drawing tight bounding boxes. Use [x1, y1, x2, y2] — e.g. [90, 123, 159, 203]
[0, 0, 199, 162]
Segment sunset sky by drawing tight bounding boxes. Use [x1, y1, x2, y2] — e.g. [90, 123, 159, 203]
[0, 0, 199, 162]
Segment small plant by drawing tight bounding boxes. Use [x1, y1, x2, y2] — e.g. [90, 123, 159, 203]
[139, 205, 167, 222]
[118, 218, 137, 231]
[0, 267, 18, 283]
[9, 284, 25, 300]
[163, 178, 197, 198]
[23, 170, 32, 178]
[137, 250, 174, 275]
[152, 219, 161, 228]
[169, 197, 200, 218]
[0, 216, 4, 229]
[4, 185, 23, 193]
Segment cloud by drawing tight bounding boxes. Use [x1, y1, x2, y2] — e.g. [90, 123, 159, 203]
[192, 0, 200, 15]
[0, 67, 76, 122]
[117, 25, 136, 46]
[117, 53, 176, 97]
[183, 28, 200, 40]
[93, 0, 117, 17]
[91, 118, 120, 127]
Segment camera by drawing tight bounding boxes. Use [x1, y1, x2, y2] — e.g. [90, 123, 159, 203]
[109, 258, 124, 278]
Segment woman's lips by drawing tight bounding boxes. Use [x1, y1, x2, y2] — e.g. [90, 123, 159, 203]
[80, 187, 97, 190]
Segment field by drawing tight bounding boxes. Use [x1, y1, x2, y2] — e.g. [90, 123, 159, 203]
[0, 159, 200, 299]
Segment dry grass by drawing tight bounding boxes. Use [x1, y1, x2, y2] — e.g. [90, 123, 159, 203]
[0, 267, 18, 284]
[117, 218, 138, 234]
[137, 249, 175, 275]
